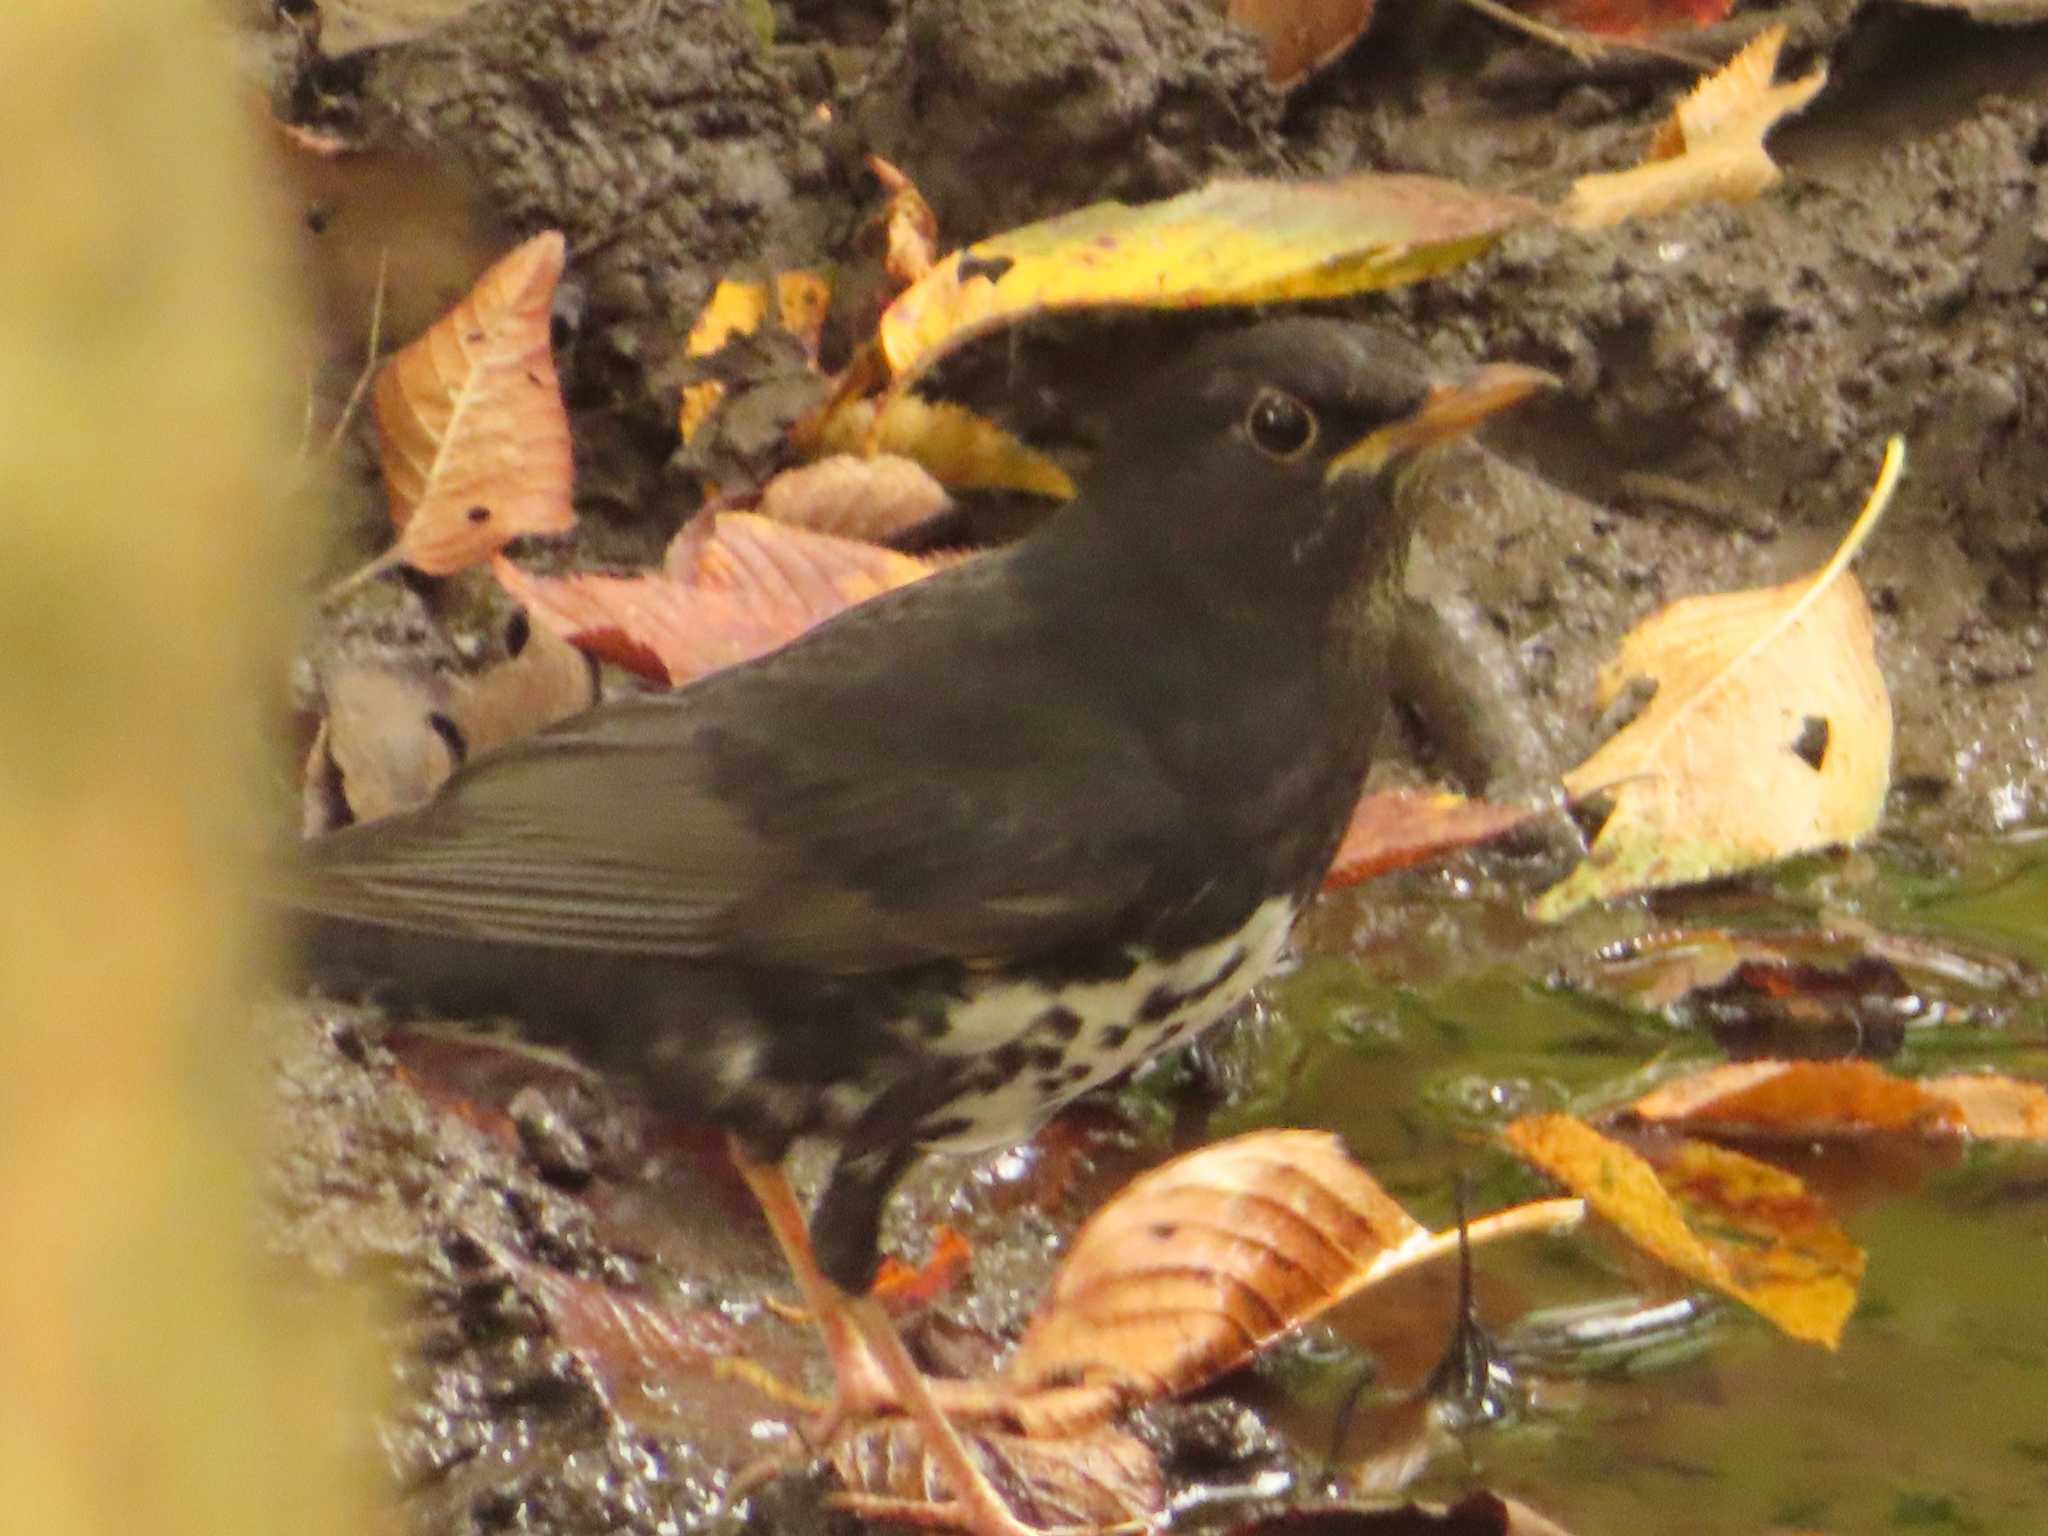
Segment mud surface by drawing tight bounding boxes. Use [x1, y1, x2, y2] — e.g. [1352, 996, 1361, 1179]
[251, 0, 2048, 1529]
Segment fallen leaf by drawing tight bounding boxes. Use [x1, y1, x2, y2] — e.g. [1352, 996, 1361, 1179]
[1004, 1131, 1583, 1425]
[494, 514, 938, 687]
[833, 1419, 1163, 1531]
[1502, 1114, 1863, 1347]
[1561, 26, 1827, 230]
[879, 173, 1538, 387]
[753, 454, 955, 543]
[818, 394, 1076, 500]
[868, 155, 941, 286]
[776, 271, 832, 360]
[1515, 0, 1733, 40]
[1228, 0, 1378, 89]
[872, 1225, 974, 1311]
[302, 614, 596, 830]
[372, 231, 576, 575]
[678, 278, 774, 445]
[1322, 789, 1540, 889]
[1532, 440, 1900, 920]
[1631, 1060, 2048, 1142]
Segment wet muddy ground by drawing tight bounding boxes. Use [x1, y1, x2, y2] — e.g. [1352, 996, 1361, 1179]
[247, 0, 2048, 1530]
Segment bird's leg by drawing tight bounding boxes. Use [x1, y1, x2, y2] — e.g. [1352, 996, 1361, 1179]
[728, 1140, 1056, 1536]
[728, 1138, 897, 1420]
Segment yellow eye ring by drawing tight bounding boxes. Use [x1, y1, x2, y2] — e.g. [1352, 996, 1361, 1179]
[1245, 389, 1317, 460]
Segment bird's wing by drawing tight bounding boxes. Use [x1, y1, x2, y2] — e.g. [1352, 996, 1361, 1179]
[286, 563, 1186, 973]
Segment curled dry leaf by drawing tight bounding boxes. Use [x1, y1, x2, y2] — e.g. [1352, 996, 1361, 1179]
[1502, 1114, 1863, 1347]
[819, 394, 1076, 500]
[1562, 26, 1827, 230]
[832, 1419, 1163, 1531]
[754, 453, 955, 543]
[868, 155, 941, 287]
[372, 230, 576, 575]
[880, 173, 1539, 387]
[871, 1225, 974, 1311]
[494, 514, 937, 687]
[1532, 441, 1900, 920]
[1323, 788, 1539, 889]
[302, 617, 596, 831]
[1005, 1130, 1583, 1421]
[1631, 1059, 2048, 1142]
[677, 271, 831, 445]
[1228, 0, 1377, 89]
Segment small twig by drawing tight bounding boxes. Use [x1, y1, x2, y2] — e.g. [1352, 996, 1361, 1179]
[321, 247, 390, 461]
[1454, 0, 1721, 70]
[1616, 470, 1778, 537]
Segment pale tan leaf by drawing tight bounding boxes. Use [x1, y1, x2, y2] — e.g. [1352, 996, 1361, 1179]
[372, 231, 575, 574]
[1533, 442, 1900, 920]
[1562, 25, 1826, 230]
[754, 454, 954, 543]
[832, 1420, 1162, 1531]
[1006, 1130, 1582, 1404]
[1503, 1114, 1862, 1347]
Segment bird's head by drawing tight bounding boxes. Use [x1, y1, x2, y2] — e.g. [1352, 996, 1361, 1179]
[1072, 319, 1554, 620]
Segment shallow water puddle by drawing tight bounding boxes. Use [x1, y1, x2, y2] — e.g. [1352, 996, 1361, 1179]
[1173, 836, 2048, 1534]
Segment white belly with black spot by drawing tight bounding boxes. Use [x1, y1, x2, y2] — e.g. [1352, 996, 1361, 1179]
[920, 895, 1298, 1150]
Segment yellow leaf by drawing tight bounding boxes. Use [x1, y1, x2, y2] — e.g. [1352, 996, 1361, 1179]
[879, 173, 1538, 386]
[1562, 25, 1826, 230]
[678, 278, 770, 445]
[819, 395, 1076, 500]
[1503, 1114, 1863, 1348]
[1533, 440, 1901, 920]
[775, 269, 831, 359]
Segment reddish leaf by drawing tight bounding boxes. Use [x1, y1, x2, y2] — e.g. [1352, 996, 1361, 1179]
[1516, 0, 1733, 36]
[872, 1225, 973, 1312]
[495, 514, 938, 687]
[1229, 0, 1377, 89]
[1323, 789, 1538, 889]
[372, 231, 575, 574]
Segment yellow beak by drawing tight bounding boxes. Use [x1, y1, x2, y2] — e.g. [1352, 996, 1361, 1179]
[1326, 361, 1558, 483]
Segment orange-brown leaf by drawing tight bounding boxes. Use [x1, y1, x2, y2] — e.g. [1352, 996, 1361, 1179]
[1502, 1114, 1862, 1347]
[495, 516, 936, 687]
[372, 231, 575, 574]
[1229, 0, 1376, 89]
[868, 156, 941, 287]
[1007, 1130, 1582, 1406]
[1631, 1060, 2048, 1142]
[1323, 789, 1538, 888]
[872, 1225, 973, 1312]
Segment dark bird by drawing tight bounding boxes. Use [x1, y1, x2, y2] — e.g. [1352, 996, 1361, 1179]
[282, 319, 1550, 1536]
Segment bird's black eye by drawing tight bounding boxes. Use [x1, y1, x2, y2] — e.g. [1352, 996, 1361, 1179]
[1246, 389, 1317, 460]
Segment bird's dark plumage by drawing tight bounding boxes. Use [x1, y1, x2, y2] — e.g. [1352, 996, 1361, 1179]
[284, 320, 1545, 1291]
